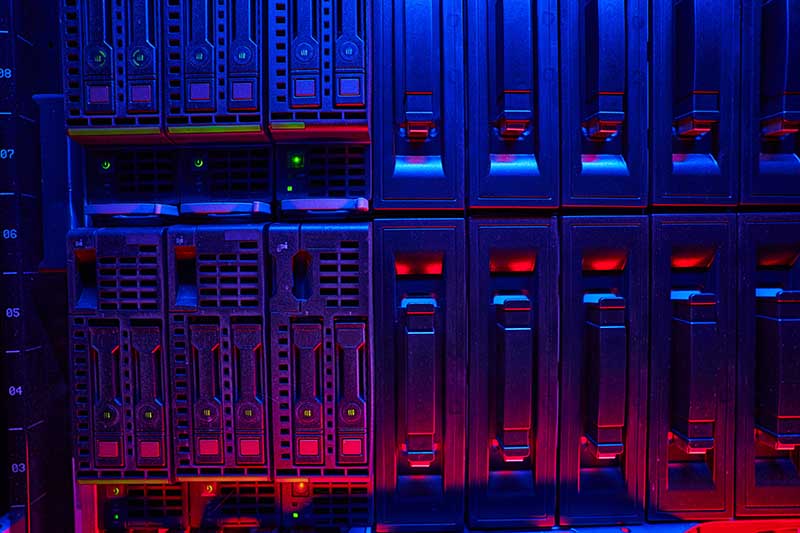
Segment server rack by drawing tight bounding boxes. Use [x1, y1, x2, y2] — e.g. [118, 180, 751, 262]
[4, 0, 800, 532]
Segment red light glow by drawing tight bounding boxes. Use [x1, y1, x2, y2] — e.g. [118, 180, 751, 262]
[758, 246, 800, 268]
[175, 245, 196, 261]
[490, 249, 536, 273]
[74, 248, 96, 263]
[582, 249, 628, 272]
[395, 251, 444, 276]
[671, 247, 716, 269]
[684, 519, 800, 533]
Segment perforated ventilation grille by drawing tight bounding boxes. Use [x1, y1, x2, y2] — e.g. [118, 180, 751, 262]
[97, 247, 160, 311]
[319, 241, 361, 308]
[310, 482, 371, 526]
[208, 149, 272, 195]
[197, 246, 261, 308]
[92, 150, 177, 197]
[208, 483, 279, 521]
[271, 1, 288, 106]
[125, 486, 184, 522]
[62, 0, 81, 120]
[275, 323, 292, 466]
[170, 314, 193, 477]
[165, 0, 183, 115]
[306, 145, 368, 198]
[71, 319, 91, 473]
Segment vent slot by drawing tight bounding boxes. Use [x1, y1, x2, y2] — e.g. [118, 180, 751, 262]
[197, 251, 261, 308]
[319, 243, 361, 308]
[175, 246, 198, 307]
[207, 149, 272, 195]
[124, 486, 184, 522]
[89, 149, 178, 202]
[309, 482, 370, 526]
[201, 483, 278, 524]
[306, 145, 367, 198]
[96, 247, 161, 311]
[75, 248, 99, 310]
[292, 251, 313, 301]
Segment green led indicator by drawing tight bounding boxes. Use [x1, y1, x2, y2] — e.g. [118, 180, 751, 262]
[101, 160, 112, 171]
[288, 153, 304, 168]
[292, 512, 299, 519]
[92, 50, 107, 66]
[131, 49, 146, 67]
[112, 513, 120, 521]
[287, 185, 294, 192]
[194, 158, 205, 169]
